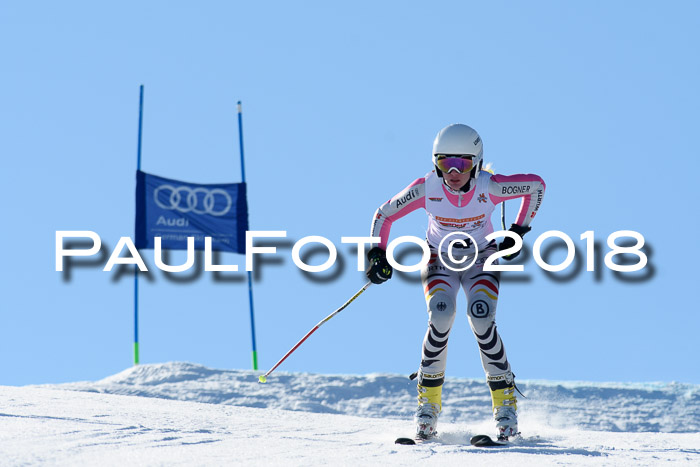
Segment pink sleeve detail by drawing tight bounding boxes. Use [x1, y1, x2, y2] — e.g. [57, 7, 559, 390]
[377, 221, 393, 250]
[371, 177, 426, 250]
[512, 177, 546, 225]
[378, 197, 424, 249]
[404, 177, 425, 190]
[488, 174, 543, 204]
[514, 201, 532, 225]
[488, 173, 546, 227]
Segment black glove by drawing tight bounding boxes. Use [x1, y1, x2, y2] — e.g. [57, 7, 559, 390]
[499, 223, 532, 261]
[366, 247, 393, 284]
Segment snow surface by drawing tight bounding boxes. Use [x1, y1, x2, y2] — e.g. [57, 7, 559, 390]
[2, 362, 699, 465]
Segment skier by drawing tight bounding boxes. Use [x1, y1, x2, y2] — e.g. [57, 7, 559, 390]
[366, 124, 545, 441]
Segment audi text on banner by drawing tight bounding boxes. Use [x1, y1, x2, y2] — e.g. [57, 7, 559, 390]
[135, 170, 249, 253]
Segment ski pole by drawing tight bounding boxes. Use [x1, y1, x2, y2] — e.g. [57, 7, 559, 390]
[501, 201, 506, 230]
[258, 281, 372, 383]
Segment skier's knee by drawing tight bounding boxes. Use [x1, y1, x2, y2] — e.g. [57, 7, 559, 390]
[468, 299, 495, 335]
[427, 291, 456, 329]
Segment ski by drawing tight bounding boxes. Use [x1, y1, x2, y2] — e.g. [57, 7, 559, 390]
[394, 437, 418, 445]
[394, 435, 435, 445]
[470, 434, 508, 447]
[397, 433, 514, 446]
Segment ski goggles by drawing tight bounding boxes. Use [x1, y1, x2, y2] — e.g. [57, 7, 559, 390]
[435, 154, 477, 174]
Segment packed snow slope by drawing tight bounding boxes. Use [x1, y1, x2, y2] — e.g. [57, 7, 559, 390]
[50, 362, 700, 433]
[1, 362, 698, 465]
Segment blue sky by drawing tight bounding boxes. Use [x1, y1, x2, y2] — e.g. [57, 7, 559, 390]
[1, 1, 698, 386]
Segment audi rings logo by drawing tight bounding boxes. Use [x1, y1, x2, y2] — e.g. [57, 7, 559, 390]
[154, 185, 232, 216]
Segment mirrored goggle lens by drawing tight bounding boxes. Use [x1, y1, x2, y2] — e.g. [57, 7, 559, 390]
[436, 155, 475, 173]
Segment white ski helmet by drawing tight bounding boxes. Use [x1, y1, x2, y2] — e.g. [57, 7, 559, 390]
[432, 124, 484, 179]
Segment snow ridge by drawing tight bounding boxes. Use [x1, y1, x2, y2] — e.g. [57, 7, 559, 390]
[43, 361, 699, 433]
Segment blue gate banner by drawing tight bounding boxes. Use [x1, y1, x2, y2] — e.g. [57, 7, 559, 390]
[135, 170, 248, 253]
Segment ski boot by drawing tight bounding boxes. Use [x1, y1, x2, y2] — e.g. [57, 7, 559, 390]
[487, 372, 518, 440]
[414, 382, 442, 440]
